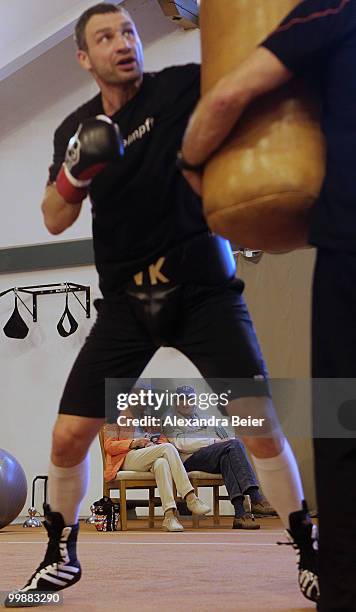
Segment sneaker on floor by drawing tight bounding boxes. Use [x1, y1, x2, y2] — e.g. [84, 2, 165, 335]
[285, 500, 319, 603]
[162, 515, 184, 532]
[251, 500, 278, 516]
[233, 513, 260, 530]
[5, 505, 81, 608]
[186, 495, 210, 516]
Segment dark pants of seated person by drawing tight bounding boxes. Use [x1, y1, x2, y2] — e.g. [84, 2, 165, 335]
[183, 439, 263, 516]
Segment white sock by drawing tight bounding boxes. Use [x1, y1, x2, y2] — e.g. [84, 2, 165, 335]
[48, 455, 90, 525]
[251, 440, 304, 528]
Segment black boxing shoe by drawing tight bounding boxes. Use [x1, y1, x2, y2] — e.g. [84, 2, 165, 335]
[278, 500, 319, 603]
[5, 505, 81, 607]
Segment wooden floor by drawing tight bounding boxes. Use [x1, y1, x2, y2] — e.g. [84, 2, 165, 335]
[0, 517, 315, 611]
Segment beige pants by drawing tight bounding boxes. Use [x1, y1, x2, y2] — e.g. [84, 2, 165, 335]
[122, 443, 193, 513]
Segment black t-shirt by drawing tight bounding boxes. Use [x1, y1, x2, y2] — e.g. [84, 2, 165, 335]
[49, 64, 208, 295]
[262, 0, 356, 251]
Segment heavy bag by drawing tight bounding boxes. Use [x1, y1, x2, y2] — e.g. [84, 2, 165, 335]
[200, 0, 326, 251]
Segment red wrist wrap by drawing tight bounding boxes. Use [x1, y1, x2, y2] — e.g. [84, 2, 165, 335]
[56, 166, 89, 204]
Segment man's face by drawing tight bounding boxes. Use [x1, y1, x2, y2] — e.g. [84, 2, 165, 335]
[78, 12, 144, 86]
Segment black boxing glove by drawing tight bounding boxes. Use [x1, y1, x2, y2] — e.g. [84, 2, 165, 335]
[56, 114, 124, 204]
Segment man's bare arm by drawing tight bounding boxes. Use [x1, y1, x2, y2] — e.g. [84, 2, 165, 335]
[182, 47, 293, 167]
[41, 184, 82, 235]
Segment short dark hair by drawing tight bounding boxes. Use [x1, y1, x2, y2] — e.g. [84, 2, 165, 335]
[74, 3, 131, 51]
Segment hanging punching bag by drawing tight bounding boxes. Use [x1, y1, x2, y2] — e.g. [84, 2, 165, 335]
[200, 0, 326, 251]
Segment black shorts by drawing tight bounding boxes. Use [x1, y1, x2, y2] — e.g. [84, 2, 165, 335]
[59, 280, 269, 418]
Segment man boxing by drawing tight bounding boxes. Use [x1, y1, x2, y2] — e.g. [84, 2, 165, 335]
[181, 1, 356, 610]
[5, 3, 317, 606]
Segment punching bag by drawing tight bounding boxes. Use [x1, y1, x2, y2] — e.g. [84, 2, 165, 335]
[200, 0, 326, 251]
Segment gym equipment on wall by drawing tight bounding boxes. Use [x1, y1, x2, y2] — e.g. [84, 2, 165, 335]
[0, 282, 90, 338]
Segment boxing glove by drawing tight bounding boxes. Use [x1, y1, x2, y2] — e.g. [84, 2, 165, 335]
[56, 114, 124, 204]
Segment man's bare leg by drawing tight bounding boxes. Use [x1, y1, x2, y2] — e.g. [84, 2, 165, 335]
[226, 396, 303, 527]
[48, 415, 104, 523]
[226, 396, 319, 603]
[5, 415, 104, 608]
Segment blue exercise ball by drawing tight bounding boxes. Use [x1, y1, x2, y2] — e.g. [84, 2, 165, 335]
[0, 449, 27, 528]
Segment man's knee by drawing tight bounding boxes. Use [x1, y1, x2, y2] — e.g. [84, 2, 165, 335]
[242, 435, 284, 458]
[228, 439, 245, 453]
[51, 422, 92, 463]
[153, 457, 168, 471]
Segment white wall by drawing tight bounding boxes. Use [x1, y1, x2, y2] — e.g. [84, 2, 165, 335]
[0, 0, 113, 79]
[0, 266, 101, 517]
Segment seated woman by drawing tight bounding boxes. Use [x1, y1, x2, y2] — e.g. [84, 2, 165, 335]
[103, 415, 210, 532]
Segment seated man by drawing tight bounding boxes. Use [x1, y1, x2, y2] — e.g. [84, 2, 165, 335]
[164, 386, 275, 529]
[103, 393, 210, 532]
